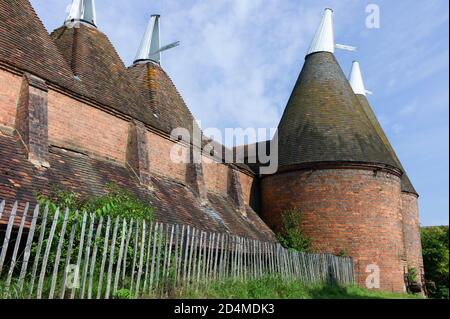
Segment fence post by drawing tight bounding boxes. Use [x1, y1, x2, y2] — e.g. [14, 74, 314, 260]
[186, 228, 196, 288]
[218, 234, 224, 280]
[186, 227, 193, 287]
[175, 224, 183, 286]
[0, 200, 5, 222]
[69, 211, 87, 299]
[149, 222, 160, 294]
[195, 231, 204, 291]
[130, 219, 141, 293]
[6, 203, 30, 290]
[165, 224, 175, 296]
[182, 225, 190, 286]
[80, 213, 96, 299]
[160, 224, 171, 296]
[18, 204, 40, 291]
[135, 220, 147, 298]
[0, 201, 18, 277]
[213, 233, 220, 282]
[173, 224, 180, 288]
[48, 208, 70, 299]
[113, 218, 127, 295]
[88, 216, 103, 299]
[154, 222, 163, 293]
[105, 217, 120, 299]
[59, 211, 79, 299]
[226, 235, 231, 279]
[96, 216, 111, 299]
[122, 218, 134, 284]
[142, 221, 153, 294]
[37, 208, 60, 299]
[205, 233, 211, 284]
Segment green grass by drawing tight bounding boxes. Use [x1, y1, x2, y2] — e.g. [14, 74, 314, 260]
[0, 272, 125, 299]
[1, 274, 424, 299]
[174, 277, 424, 300]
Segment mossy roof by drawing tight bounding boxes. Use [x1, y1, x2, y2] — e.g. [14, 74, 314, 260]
[277, 52, 400, 171]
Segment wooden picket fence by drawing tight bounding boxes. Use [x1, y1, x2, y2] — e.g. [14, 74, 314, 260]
[0, 200, 354, 299]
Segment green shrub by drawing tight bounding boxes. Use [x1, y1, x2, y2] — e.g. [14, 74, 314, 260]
[407, 267, 418, 283]
[114, 289, 132, 299]
[31, 183, 156, 278]
[337, 249, 349, 257]
[421, 226, 449, 299]
[276, 209, 311, 252]
[37, 183, 154, 221]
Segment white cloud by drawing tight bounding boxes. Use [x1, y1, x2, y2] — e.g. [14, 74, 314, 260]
[391, 123, 404, 135]
[155, 0, 319, 137]
[378, 114, 390, 126]
[398, 101, 417, 116]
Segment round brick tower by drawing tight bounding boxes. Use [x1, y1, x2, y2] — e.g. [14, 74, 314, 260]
[350, 61, 424, 289]
[261, 9, 407, 292]
[401, 192, 423, 283]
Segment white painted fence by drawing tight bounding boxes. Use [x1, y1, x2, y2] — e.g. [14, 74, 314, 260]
[0, 200, 354, 299]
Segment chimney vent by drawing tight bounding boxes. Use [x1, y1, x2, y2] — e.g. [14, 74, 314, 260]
[65, 0, 97, 28]
[134, 15, 179, 65]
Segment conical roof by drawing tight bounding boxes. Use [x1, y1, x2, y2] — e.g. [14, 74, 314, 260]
[356, 94, 417, 194]
[349, 61, 417, 195]
[0, 0, 82, 91]
[128, 62, 197, 135]
[51, 24, 150, 124]
[277, 51, 400, 171]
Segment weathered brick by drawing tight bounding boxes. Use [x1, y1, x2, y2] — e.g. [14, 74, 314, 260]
[186, 145, 208, 204]
[48, 90, 128, 163]
[401, 193, 424, 287]
[261, 167, 406, 293]
[146, 131, 188, 183]
[228, 166, 246, 216]
[0, 69, 22, 129]
[15, 73, 49, 168]
[202, 155, 229, 194]
[126, 120, 152, 187]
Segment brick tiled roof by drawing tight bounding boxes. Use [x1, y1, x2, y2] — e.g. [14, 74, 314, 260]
[50, 25, 153, 126]
[128, 62, 196, 134]
[0, 131, 275, 241]
[0, 0, 199, 137]
[277, 52, 401, 171]
[0, 0, 83, 93]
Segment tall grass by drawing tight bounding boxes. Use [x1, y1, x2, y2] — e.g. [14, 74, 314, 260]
[1, 274, 423, 299]
[174, 276, 424, 300]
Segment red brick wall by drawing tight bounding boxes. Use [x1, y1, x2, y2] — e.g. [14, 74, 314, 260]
[401, 192, 424, 282]
[202, 155, 229, 194]
[147, 131, 187, 183]
[1, 68, 245, 195]
[261, 168, 406, 292]
[0, 69, 22, 128]
[48, 90, 128, 163]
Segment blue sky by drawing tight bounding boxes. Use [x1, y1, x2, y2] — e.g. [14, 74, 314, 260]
[30, 0, 449, 226]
